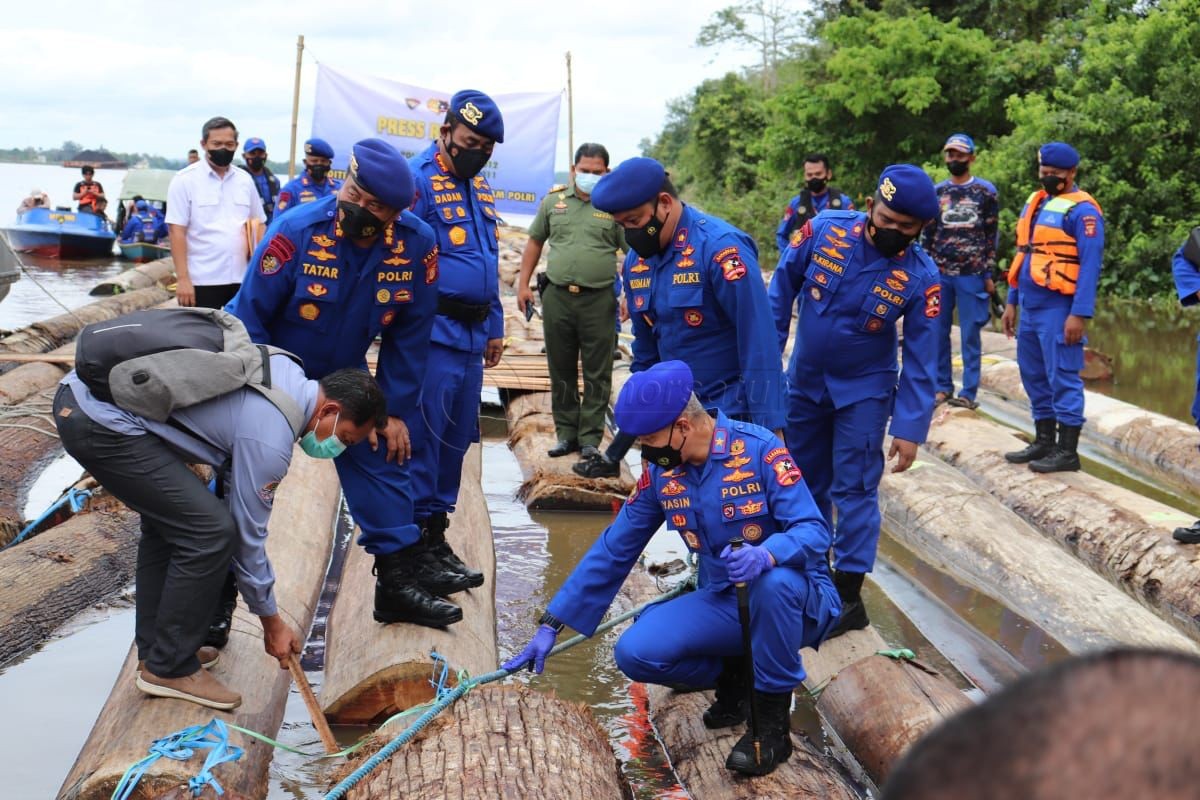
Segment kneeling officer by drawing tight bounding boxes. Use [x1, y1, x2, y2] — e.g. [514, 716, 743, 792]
[504, 360, 840, 776]
[53, 308, 386, 710]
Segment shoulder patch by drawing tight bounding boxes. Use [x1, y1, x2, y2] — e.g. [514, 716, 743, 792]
[257, 480, 279, 505]
[790, 219, 813, 249]
[924, 284, 942, 318]
[261, 234, 296, 274]
[1083, 216, 1099, 238]
[627, 468, 652, 505]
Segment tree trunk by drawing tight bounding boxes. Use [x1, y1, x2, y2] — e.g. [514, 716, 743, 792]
[0, 500, 138, 666]
[0, 343, 73, 405]
[0, 287, 170, 374]
[977, 356, 1200, 501]
[58, 454, 341, 800]
[0, 388, 65, 547]
[922, 406, 1200, 644]
[89, 258, 174, 296]
[879, 426, 1198, 655]
[321, 444, 498, 725]
[340, 686, 630, 800]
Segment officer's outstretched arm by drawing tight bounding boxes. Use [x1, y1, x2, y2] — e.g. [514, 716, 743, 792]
[1173, 242, 1200, 306]
[768, 221, 814, 355]
[378, 237, 439, 419]
[891, 271, 940, 445]
[1067, 205, 1104, 319]
[760, 441, 831, 569]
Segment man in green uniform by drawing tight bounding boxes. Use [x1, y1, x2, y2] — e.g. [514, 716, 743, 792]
[517, 143, 625, 475]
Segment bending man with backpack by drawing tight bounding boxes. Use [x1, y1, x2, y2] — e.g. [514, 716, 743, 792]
[53, 307, 387, 711]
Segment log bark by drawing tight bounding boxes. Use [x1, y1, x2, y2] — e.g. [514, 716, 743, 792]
[58, 453, 341, 800]
[89, 258, 174, 296]
[322, 444, 498, 725]
[0, 500, 139, 666]
[341, 686, 629, 800]
[922, 406, 1200, 644]
[0, 287, 170, 375]
[879, 427, 1199, 655]
[0, 388, 65, 547]
[977, 356, 1200, 501]
[815, 655, 972, 785]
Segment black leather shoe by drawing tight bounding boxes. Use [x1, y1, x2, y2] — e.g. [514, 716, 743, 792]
[725, 691, 794, 776]
[1174, 521, 1200, 544]
[1005, 418, 1056, 464]
[826, 599, 870, 640]
[703, 657, 747, 729]
[425, 513, 483, 588]
[373, 551, 463, 628]
[547, 439, 580, 457]
[572, 452, 620, 478]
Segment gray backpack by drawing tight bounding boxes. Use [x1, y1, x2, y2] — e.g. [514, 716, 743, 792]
[75, 307, 307, 438]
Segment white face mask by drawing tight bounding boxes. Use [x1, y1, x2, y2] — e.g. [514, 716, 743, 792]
[574, 172, 603, 194]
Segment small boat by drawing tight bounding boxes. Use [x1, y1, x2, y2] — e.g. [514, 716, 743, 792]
[116, 168, 174, 262]
[117, 241, 170, 263]
[1, 207, 116, 259]
[0, 232, 19, 303]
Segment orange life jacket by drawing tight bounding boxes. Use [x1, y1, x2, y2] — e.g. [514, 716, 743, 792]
[1007, 189, 1102, 296]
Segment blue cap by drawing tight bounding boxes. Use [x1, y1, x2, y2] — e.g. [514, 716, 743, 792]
[243, 137, 266, 153]
[591, 157, 667, 214]
[450, 90, 504, 143]
[876, 164, 938, 221]
[614, 360, 694, 437]
[348, 138, 414, 211]
[1039, 142, 1079, 169]
[304, 138, 335, 159]
[135, 199, 148, 210]
[942, 133, 974, 154]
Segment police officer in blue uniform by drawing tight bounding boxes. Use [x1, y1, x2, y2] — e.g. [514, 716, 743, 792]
[407, 90, 505, 557]
[227, 138, 474, 629]
[120, 199, 167, 243]
[577, 157, 786, 477]
[239, 137, 281, 222]
[276, 138, 342, 217]
[775, 153, 856, 253]
[1170, 229, 1200, 544]
[505, 361, 839, 776]
[1001, 142, 1104, 474]
[769, 164, 941, 638]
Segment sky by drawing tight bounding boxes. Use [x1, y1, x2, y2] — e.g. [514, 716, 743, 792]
[1, 1, 772, 170]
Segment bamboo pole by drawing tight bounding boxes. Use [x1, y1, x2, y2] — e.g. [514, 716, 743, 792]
[565, 51, 574, 165]
[288, 35, 304, 181]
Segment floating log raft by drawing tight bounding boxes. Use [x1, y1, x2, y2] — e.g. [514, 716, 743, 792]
[89, 258, 174, 296]
[922, 407, 1200, 644]
[58, 454, 341, 800]
[340, 686, 629, 800]
[322, 444, 498, 725]
[0, 495, 137, 666]
[879, 427, 1199, 655]
[0, 388, 66, 546]
[0, 287, 170, 375]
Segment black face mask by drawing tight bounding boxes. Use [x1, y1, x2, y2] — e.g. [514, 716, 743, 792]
[640, 425, 686, 469]
[868, 213, 915, 259]
[1040, 175, 1067, 196]
[806, 177, 828, 193]
[246, 156, 266, 171]
[208, 148, 235, 167]
[946, 160, 970, 177]
[444, 137, 491, 179]
[308, 165, 330, 182]
[624, 205, 666, 259]
[338, 201, 383, 239]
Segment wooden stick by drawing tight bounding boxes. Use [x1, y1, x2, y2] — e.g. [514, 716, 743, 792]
[0, 353, 75, 364]
[287, 653, 339, 754]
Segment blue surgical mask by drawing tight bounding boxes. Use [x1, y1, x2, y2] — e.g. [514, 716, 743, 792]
[574, 172, 602, 194]
[300, 411, 346, 459]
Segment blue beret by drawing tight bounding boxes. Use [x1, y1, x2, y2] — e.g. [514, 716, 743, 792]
[942, 133, 974, 154]
[591, 157, 667, 214]
[450, 90, 504, 143]
[304, 138, 334, 159]
[1039, 142, 1079, 169]
[135, 199, 148, 210]
[243, 137, 266, 153]
[876, 164, 938, 221]
[349, 138, 414, 211]
[614, 360, 694, 437]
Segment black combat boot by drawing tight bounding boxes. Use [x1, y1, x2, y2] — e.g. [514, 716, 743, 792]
[425, 512, 484, 589]
[1029, 423, 1082, 473]
[373, 550, 463, 628]
[1004, 418, 1056, 464]
[203, 571, 239, 649]
[725, 691, 794, 776]
[826, 570, 869, 640]
[703, 656, 748, 729]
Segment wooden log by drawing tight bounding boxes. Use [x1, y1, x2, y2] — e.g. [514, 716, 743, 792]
[341, 687, 629, 800]
[89, 258, 174, 296]
[321, 443, 498, 725]
[0, 499, 139, 667]
[58, 453, 341, 800]
[922, 406, 1200, 644]
[0, 344, 74, 406]
[0, 388, 65, 547]
[879, 432, 1199, 655]
[815, 654, 972, 785]
[977, 356, 1200, 500]
[0, 287, 170, 371]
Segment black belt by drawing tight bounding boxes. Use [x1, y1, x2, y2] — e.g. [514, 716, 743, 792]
[438, 296, 490, 324]
[549, 279, 608, 294]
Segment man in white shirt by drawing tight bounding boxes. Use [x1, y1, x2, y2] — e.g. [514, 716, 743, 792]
[168, 116, 266, 309]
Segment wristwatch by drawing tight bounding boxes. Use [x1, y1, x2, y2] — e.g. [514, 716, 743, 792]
[538, 611, 565, 633]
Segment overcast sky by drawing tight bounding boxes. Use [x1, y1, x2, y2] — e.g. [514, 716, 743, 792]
[2, 2, 778, 169]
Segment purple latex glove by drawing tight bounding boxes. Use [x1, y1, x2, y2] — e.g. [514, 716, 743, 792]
[502, 624, 559, 674]
[720, 543, 775, 584]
